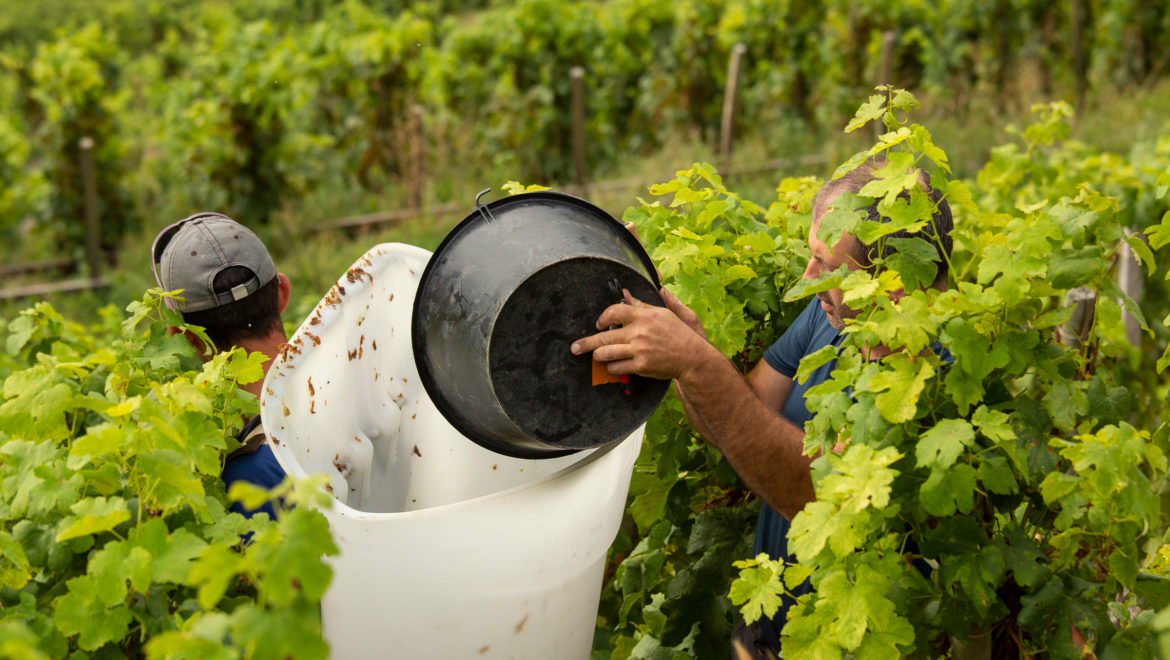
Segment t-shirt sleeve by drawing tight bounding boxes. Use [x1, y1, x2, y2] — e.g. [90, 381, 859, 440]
[762, 299, 821, 377]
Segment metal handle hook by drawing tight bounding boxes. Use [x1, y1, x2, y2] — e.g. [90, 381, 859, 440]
[607, 277, 623, 302]
[474, 188, 497, 224]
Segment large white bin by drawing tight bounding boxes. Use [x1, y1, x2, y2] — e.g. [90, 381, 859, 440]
[260, 244, 642, 659]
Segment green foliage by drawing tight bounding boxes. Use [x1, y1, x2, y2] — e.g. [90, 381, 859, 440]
[0, 292, 338, 657]
[634, 162, 809, 361]
[719, 90, 1170, 658]
[431, 0, 605, 183]
[728, 553, 787, 623]
[150, 18, 332, 223]
[22, 24, 136, 259]
[0, 114, 48, 245]
[305, 2, 436, 192]
[6, 0, 1168, 261]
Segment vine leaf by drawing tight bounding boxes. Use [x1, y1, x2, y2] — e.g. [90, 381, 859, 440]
[857, 152, 920, 203]
[56, 496, 130, 542]
[795, 345, 839, 384]
[729, 553, 786, 623]
[915, 418, 975, 469]
[865, 354, 933, 423]
[845, 94, 886, 133]
[885, 236, 939, 291]
[53, 575, 133, 651]
[1148, 210, 1170, 249]
[817, 193, 868, 251]
[251, 507, 337, 605]
[135, 518, 209, 585]
[920, 463, 977, 516]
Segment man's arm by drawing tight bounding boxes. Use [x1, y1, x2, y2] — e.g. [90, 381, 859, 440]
[746, 360, 792, 416]
[572, 293, 815, 520]
[671, 341, 815, 520]
[679, 354, 790, 441]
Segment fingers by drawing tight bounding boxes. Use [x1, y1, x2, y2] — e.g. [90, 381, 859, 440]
[591, 343, 636, 364]
[623, 221, 644, 245]
[622, 288, 650, 308]
[660, 286, 707, 338]
[595, 301, 638, 329]
[571, 326, 624, 356]
[623, 222, 664, 281]
[598, 357, 639, 376]
[660, 287, 687, 315]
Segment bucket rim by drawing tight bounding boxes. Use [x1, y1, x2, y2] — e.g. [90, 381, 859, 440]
[409, 190, 662, 458]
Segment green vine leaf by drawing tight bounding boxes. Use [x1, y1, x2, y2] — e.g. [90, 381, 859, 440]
[915, 418, 976, 469]
[56, 496, 130, 542]
[862, 354, 933, 423]
[53, 575, 133, 651]
[729, 553, 786, 624]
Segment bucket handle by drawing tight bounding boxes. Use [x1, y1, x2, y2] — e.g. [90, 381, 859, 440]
[474, 188, 497, 224]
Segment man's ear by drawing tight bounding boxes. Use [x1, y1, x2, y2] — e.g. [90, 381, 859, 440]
[174, 328, 212, 361]
[276, 273, 291, 315]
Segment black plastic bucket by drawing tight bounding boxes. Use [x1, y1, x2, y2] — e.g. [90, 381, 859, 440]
[411, 191, 669, 458]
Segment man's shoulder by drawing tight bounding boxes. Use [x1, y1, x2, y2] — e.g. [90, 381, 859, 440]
[793, 299, 839, 350]
[764, 299, 838, 376]
[789, 297, 836, 333]
[223, 441, 285, 489]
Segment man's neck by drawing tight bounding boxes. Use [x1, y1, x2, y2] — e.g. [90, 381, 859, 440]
[235, 330, 288, 399]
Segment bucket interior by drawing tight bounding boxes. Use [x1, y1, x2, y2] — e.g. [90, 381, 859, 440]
[488, 256, 668, 448]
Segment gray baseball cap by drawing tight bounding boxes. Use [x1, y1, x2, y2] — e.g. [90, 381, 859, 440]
[150, 212, 277, 313]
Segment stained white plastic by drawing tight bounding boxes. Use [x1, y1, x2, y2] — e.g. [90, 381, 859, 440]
[260, 243, 643, 659]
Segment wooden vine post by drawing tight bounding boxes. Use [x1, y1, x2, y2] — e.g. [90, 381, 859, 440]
[1071, 0, 1087, 108]
[410, 104, 425, 211]
[570, 66, 587, 193]
[78, 136, 102, 278]
[719, 43, 748, 176]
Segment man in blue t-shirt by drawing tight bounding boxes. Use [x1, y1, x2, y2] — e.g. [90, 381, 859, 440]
[150, 213, 290, 519]
[573, 159, 953, 658]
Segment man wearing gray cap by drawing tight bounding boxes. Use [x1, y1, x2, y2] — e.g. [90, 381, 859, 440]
[150, 212, 290, 519]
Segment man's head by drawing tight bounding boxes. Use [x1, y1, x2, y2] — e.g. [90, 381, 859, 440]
[151, 213, 288, 351]
[804, 159, 954, 330]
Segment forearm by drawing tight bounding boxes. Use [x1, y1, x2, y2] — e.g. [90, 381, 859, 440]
[678, 343, 816, 520]
[675, 381, 715, 441]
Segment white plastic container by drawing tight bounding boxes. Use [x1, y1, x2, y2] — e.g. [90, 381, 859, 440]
[260, 244, 642, 659]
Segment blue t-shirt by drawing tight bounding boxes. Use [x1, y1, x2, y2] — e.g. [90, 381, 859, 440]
[222, 416, 286, 520]
[755, 298, 843, 649]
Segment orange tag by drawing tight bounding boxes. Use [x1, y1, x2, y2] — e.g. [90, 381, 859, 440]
[592, 359, 623, 386]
